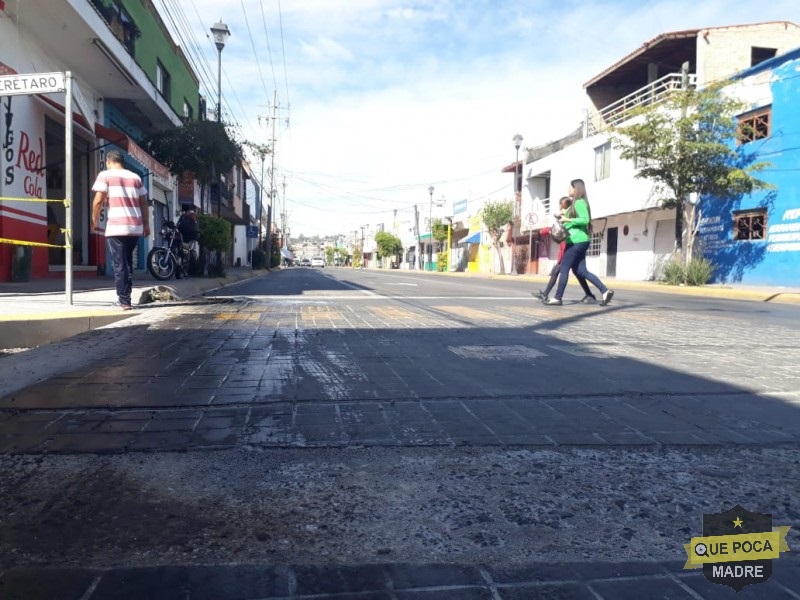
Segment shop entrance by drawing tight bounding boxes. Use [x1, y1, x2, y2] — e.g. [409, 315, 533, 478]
[45, 116, 90, 267]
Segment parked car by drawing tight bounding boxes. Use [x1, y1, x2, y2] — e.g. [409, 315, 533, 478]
[311, 257, 325, 268]
[299, 258, 311, 267]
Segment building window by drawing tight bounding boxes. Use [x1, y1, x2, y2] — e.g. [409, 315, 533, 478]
[156, 61, 171, 102]
[738, 107, 770, 144]
[751, 47, 776, 66]
[733, 209, 766, 241]
[594, 142, 611, 181]
[182, 99, 193, 120]
[588, 231, 602, 256]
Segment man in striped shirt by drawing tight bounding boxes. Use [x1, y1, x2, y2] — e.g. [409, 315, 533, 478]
[91, 150, 151, 310]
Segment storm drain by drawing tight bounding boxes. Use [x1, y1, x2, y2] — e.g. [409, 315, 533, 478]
[448, 345, 548, 360]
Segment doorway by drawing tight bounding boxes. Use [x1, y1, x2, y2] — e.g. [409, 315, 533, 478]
[45, 116, 90, 266]
[606, 226, 618, 277]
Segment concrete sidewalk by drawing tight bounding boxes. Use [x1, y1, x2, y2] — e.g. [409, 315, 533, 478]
[0, 267, 267, 349]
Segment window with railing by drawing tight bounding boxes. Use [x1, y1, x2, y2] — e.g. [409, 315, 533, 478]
[156, 61, 171, 102]
[738, 107, 771, 144]
[733, 209, 766, 240]
[594, 142, 611, 181]
[588, 231, 602, 256]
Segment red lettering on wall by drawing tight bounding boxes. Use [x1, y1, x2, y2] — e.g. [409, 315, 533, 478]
[15, 130, 45, 174]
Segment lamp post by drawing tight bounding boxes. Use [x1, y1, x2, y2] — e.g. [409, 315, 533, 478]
[444, 216, 452, 272]
[210, 20, 231, 122]
[511, 133, 523, 275]
[360, 225, 367, 268]
[427, 185, 434, 271]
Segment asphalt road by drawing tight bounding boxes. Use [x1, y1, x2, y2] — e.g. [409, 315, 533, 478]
[1, 267, 799, 599]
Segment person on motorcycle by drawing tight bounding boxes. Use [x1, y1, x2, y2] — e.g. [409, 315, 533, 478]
[177, 203, 199, 243]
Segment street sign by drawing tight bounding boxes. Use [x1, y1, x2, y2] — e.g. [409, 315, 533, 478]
[521, 212, 538, 232]
[246, 225, 258, 238]
[0, 72, 65, 96]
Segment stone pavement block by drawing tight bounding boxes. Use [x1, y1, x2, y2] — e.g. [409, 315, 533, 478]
[124, 431, 192, 451]
[43, 432, 132, 453]
[497, 583, 594, 599]
[292, 564, 388, 595]
[143, 418, 198, 432]
[571, 561, 669, 580]
[395, 589, 493, 600]
[386, 564, 484, 589]
[677, 571, 798, 599]
[488, 563, 581, 584]
[94, 418, 149, 433]
[596, 431, 658, 445]
[91, 566, 190, 600]
[0, 567, 99, 600]
[188, 429, 239, 447]
[183, 564, 290, 600]
[0, 433, 49, 453]
[589, 576, 694, 599]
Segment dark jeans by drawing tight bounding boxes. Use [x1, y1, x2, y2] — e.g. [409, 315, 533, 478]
[554, 241, 608, 300]
[107, 236, 139, 306]
[543, 261, 594, 298]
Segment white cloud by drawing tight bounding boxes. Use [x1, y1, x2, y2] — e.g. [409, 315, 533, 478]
[157, 0, 800, 237]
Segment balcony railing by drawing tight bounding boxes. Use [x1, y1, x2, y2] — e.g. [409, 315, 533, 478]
[587, 72, 697, 136]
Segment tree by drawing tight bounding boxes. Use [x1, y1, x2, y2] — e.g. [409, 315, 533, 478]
[610, 80, 772, 262]
[431, 218, 449, 246]
[481, 200, 514, 274]
[374, 231, 403, 266]
[143, 120, 243, 213]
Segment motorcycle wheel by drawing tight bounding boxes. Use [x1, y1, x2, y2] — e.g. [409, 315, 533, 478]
[147, 247, 176, 280]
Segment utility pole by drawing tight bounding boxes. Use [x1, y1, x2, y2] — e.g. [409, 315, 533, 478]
[414, 204, 421, 270]
[256, 90, 289, 268]
[675, 60, 690, 254]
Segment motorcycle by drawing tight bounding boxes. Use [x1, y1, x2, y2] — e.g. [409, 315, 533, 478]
[146, 220, 198, 280]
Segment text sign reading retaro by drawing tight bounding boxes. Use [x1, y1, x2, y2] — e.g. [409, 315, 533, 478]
[0, 72, 66, 96]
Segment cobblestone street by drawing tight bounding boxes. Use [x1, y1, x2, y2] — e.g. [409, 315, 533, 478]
[1, 270, 799, 599]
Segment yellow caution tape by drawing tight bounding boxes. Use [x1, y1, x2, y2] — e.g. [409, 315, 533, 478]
[0, 196, 66, 203]
[0, 237, 68, 249]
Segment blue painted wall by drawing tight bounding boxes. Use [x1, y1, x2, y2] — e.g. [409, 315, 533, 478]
[697, 49, 800, 285]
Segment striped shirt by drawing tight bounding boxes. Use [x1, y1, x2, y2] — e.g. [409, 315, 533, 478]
[92, 168, 147, 236]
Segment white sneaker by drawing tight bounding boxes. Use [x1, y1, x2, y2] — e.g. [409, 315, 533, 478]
[601, 290, 614, 306]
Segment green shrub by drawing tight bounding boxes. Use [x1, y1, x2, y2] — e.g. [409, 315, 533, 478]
[251, 248, 266, 269]
[662, 260, 685, 285]
[198, 214, 232, 252]
[437, 251, 449, 272]
[685, 257, 715, 286]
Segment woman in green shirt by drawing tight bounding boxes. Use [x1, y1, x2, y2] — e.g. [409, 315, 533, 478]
[544, 179, 614, 306]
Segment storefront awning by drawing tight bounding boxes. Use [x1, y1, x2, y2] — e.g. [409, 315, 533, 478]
[462, 231, 481, 244]
[95, 123, 170, 181]
[280, 248, 293, 259]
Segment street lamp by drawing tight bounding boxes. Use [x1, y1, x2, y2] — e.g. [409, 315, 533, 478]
[210, 20, 231, 122]
[427, 185, 434, 271]
[360, 224, 368, 268]
[511, 133, 523, 275]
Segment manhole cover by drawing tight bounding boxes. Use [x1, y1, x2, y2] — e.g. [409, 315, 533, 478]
[448, 345, 548, 360]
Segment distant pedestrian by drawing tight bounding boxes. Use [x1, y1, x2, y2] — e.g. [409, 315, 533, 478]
[91, 150, 150, 310]
[532, 196, 596, 303]
[544, 179, 614, 306]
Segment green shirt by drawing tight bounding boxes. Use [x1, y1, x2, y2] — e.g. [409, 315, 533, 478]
[563, 197, 591, 244]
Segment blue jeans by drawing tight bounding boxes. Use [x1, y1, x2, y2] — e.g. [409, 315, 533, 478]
[107, 236, 139, 306]
[554, 242, 608, 300]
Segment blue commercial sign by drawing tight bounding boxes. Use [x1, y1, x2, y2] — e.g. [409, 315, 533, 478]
[453, 199, 468, 215]
[246, 225, 258, 238]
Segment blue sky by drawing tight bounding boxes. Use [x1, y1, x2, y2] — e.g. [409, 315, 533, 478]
[156, 0, 800, 238]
